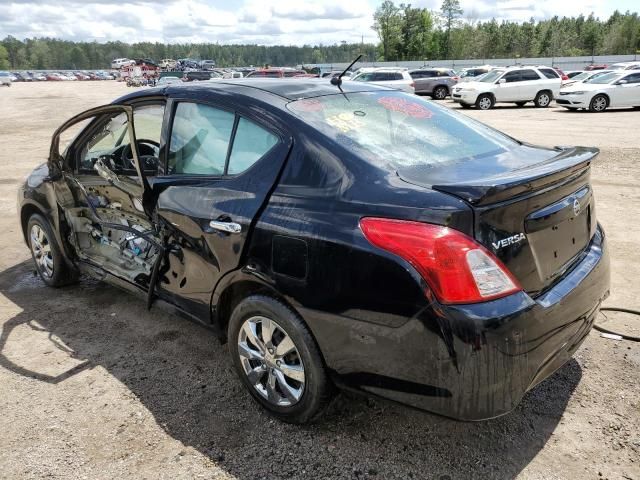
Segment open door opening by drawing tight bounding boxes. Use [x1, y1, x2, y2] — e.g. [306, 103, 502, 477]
[51, 104, 165, 304]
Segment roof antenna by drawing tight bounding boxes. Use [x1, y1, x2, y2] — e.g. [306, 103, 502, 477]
[331, 54, 362, 87]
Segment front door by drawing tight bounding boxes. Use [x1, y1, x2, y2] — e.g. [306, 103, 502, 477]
[610, 73, 640, 107]
[495, 71, 522, 102]
[152, 99, 292, 319]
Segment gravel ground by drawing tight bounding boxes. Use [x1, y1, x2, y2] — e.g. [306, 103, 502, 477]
[0, 82, 638, 480]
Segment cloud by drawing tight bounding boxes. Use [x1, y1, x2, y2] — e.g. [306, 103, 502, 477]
[0, 0, 630, 46]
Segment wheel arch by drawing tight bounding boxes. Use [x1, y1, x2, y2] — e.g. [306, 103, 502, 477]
[20, 201, 47, 245]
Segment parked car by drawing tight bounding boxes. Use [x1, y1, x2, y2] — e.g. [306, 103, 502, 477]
[321, 71, 352, 79]
[182, 71, 219, 82]
[409, 68, 458, 99]
[200, 60, 217, 71]
[18, 79, 610, 424]
[111, 58, 135, 69]
[159, 59, 177, 69]
[556, 70, 640, 111]
[222, 70, 244, 79]
[177, 59, 201, 71]
[458, 65, 495, 82]
[562, 70, 612, 87]
[609, 62, 640, 70]
[565, 71, 584, 79]
[350, 68, 415, 93]
[553, 67, 569, 80]
[157, 76, 182, 86]
[45, 72, 64, 81]
[0, 71, 12, 86]
[451, 66, 561, 109]
[245, 68, 307, 78]
[32, 72, 47, 81]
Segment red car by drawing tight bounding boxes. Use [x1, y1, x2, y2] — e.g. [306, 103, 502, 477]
[246, 69, 307, 78]
[585, 64, 608, 71]
[553, 67, 569, 81]
[45, 73, 64, 81]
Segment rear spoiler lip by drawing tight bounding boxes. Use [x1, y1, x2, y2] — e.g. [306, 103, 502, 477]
[432, 146, 599, 206]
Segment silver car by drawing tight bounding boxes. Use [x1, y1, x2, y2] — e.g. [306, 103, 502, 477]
[350, 69, 415, 94]
[409, 68, 458, 99]
[0, 71, 12, 86]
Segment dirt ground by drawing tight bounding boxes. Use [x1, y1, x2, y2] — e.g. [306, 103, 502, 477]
[0, 81, 638, 480]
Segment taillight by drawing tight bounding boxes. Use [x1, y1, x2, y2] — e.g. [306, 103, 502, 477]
[452, 76, 459, 81]
[359, 218, 522, 304]
[410, 81, 415, 88]
[562, 75, 569, 80]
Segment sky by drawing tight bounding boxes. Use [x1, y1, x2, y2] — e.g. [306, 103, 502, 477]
[0, 0, 637, 45]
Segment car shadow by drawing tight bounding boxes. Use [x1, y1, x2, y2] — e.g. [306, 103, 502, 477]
[0, 260, 582, 479]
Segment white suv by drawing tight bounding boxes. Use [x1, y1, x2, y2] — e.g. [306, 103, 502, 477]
[111, 58, 135, 69]
[350, 68, 415, 93]
[451, 66, 561, 109]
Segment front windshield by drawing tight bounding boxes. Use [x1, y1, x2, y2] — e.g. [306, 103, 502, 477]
[478, 69, 504, 83]
[583, 71, 612, 83]
[587, 72, 624, 84]
[351, 72, 372, 82]
[571, 72, 590, 81]
[286, 91, 518, 169]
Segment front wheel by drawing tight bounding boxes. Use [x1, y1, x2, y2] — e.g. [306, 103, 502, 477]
[476, 93, 494, 110]
[27, 214, 77, 287]
[534, 91, 552, 108]
[228, 295, 333, 424]
[589, 94, 608, 112]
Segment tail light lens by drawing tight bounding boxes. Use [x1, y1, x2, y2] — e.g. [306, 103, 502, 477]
[410, 81, 415, 88]
[360, 218, 522, 304]
[452, 76, 460, 81]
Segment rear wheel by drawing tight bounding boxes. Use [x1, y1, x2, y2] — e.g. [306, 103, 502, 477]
[515, 101, 527, 107]
[27, 214, 77, 287]
[432, 86, 448, 100]
[228, 295, 333, 424]
[589, 94, 608, 112]
[475, 94, 494, 110]
[534, 91, 552, 108]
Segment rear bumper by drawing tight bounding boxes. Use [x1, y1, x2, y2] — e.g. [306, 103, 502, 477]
[306, 225, 609, 420]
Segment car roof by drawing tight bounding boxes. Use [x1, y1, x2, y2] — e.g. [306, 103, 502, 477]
[114, 78, 389, 104]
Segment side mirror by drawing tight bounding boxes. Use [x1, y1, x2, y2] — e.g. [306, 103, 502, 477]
[498, 78, 506, 84]
[616, 79, 628, 85]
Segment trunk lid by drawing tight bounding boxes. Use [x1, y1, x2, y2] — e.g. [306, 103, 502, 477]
[398, 145, 599, 295]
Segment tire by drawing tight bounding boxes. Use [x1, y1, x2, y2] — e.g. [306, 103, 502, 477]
[589, 94, 608, 112]
[27, 214, 77, 287]
[432, 86, 448, 100]
[515, 101, 527, 107]
[228, 295, 333, 424]
[475, 93, 494, 110]
[534, 91, 552, 108]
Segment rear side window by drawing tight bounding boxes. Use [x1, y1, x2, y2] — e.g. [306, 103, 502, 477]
[168, 103, 234, 175]
[227, 118, 278, 174]
[539, 68, 560, 79]
[503, 71, 521, 83]
[520, 69, 541, 81]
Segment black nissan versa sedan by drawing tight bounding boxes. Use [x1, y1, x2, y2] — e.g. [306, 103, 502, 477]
[18, 79, 609, 423]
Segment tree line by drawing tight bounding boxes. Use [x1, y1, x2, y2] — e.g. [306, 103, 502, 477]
[0, 3, 638, 70]
[373, 1, 640, 61]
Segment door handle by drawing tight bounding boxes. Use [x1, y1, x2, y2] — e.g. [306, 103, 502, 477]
[208, 220, 241, 234]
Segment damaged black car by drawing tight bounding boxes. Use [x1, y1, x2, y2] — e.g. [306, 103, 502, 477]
[18, 79, 610, 423]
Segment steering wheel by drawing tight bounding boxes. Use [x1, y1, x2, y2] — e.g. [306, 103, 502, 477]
[121, 139, 160, 170]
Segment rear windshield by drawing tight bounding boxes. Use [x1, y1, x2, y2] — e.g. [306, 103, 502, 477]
[286, 91, 518, 169]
